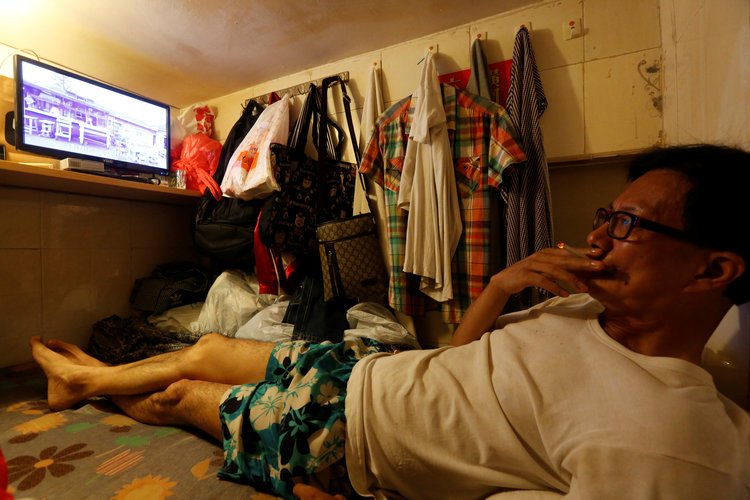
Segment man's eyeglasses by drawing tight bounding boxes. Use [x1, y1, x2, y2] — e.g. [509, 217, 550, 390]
[593, 208, 694, 242]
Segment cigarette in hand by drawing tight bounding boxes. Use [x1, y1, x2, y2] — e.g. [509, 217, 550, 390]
[557, 242, 587, 258]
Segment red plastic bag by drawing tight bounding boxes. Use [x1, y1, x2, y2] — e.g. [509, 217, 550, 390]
[0, 445, 12, 500]
[173, 133, 223, 199]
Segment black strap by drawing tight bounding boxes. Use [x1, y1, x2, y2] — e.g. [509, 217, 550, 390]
[315, 76, 362, 210]
[338, 80, 366, 191]
[316, 76, 338, 215]
[339, 81, 361, 167]
[212, 99, 265, 186]
[312, 88, 344, 160]
[288, 83, 317, 153]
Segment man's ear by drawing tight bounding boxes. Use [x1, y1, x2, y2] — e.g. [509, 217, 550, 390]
[687, 251, 746, 293]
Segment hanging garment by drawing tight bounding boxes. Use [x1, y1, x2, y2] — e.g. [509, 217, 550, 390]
[360, 85, 525, 322]
[467, 38, 492, 99]
[504, 26, 554, 310]
[357, 64, 391, 272]
[353, 66, 383, 216]
[468, 37, 506, 277]
[397, 51, 462, 302]
[360, 65, 385, 152]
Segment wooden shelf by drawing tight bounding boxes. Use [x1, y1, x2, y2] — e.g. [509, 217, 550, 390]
[548, 150, 641, 170]
[0, 160, 201, 205]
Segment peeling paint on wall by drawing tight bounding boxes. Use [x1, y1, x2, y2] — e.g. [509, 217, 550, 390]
[637, 58, 662, 114]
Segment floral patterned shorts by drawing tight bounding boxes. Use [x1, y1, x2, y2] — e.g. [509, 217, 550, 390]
[217, 337, 391, 499]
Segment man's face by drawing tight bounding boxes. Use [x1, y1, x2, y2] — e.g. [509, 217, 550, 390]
[585, 169, 705, 312]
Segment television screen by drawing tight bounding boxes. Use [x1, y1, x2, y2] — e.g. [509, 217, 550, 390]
[14, 55, 170, 175]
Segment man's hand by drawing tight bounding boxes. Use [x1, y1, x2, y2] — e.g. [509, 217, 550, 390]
[490, 246, 605, 298]
[293, 483, 346, 500]
[451, 246, 605, 346]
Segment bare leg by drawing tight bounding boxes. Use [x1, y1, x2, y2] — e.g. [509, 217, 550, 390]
[30, 333, 276, 411]
[111, 379, 229, 441]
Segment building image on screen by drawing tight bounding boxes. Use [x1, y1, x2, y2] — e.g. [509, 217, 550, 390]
[19, 60, 168, 171]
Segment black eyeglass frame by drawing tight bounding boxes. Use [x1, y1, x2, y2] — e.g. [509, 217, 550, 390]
[593, 208, 696, 242]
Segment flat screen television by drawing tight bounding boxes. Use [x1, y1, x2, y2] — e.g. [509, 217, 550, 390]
[13, 55, 170, 176]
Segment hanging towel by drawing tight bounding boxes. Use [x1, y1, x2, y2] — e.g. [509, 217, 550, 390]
[504, 27, 554, 309]
[360, 65, 385, 152]
[356, 64, 391, 275]
[467, 38, 492, 99]
[354, 64, 385, 216]
[355, 66, 384, 217]
[397, 51, 463, 302]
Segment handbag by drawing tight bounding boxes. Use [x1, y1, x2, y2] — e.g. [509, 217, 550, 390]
[315, 81, 387, 303]
[258, 77, 357, 256]
[193, 100, 266, 271]
[317, 214, 387, 302]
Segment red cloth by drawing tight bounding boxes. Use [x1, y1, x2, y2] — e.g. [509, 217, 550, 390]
[437, 59, 513, 105]
[0, 445, 13, 500]
[254, 208, 301, 296]
[254, 209, 280, 295]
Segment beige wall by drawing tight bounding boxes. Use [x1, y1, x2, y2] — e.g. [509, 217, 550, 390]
[200, 0, 747, 245]
[0, 185, 201, 367]
[660, 0, 750, 149]
[201, 0, 670, 263]
[205, 0, 665, 162]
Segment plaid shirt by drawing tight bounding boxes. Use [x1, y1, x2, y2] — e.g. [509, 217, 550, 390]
[360, 85, 525, 322]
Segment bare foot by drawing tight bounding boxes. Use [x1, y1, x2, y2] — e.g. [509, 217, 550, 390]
[45, 339, 107, 367]
[30, 336, 95, 411]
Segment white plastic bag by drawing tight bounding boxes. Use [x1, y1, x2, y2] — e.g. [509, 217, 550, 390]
[197, 271, 277, 337]
[235, 300, 294, 343]
[171, 103, 216, 151]
[148, 302, 203, 334]
[221, 95, 290, 200]
[343, 302, 421, 348]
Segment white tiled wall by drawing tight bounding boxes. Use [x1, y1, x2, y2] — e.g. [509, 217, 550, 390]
[660, 0, 750, 149]
[583, 48, 663, 152]
[206, 0, 665, 161]
[0, 186, 201, 367]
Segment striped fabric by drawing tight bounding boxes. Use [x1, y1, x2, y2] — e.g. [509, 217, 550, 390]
[360, 85, 525, 322]
[503, 26, 554, 310]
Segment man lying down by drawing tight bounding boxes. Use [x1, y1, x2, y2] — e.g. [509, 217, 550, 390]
[32, 144, 750, 499]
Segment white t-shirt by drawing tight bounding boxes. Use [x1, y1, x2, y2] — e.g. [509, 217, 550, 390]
[345, 294, 750, 499]
[397, 51, 462, 302]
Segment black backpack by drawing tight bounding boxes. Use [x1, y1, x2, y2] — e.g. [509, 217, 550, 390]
[193, 100, 266, 271]
[130, 261, 213, 314]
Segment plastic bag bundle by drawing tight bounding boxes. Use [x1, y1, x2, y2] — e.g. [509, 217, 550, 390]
[171, 103, 216, 160]
[221, 95, 290, 200]
[197, 271, 277, 337]
[172, 133, 223, 199]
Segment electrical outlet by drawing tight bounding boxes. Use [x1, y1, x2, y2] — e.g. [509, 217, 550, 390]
[564, 19, 581, 40]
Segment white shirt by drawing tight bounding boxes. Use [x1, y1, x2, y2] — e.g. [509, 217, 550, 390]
[345, 294, 750, 499]
[397, 51, 462, 302]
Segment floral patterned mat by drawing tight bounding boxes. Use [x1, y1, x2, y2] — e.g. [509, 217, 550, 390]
[0, 363, 279, 499]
